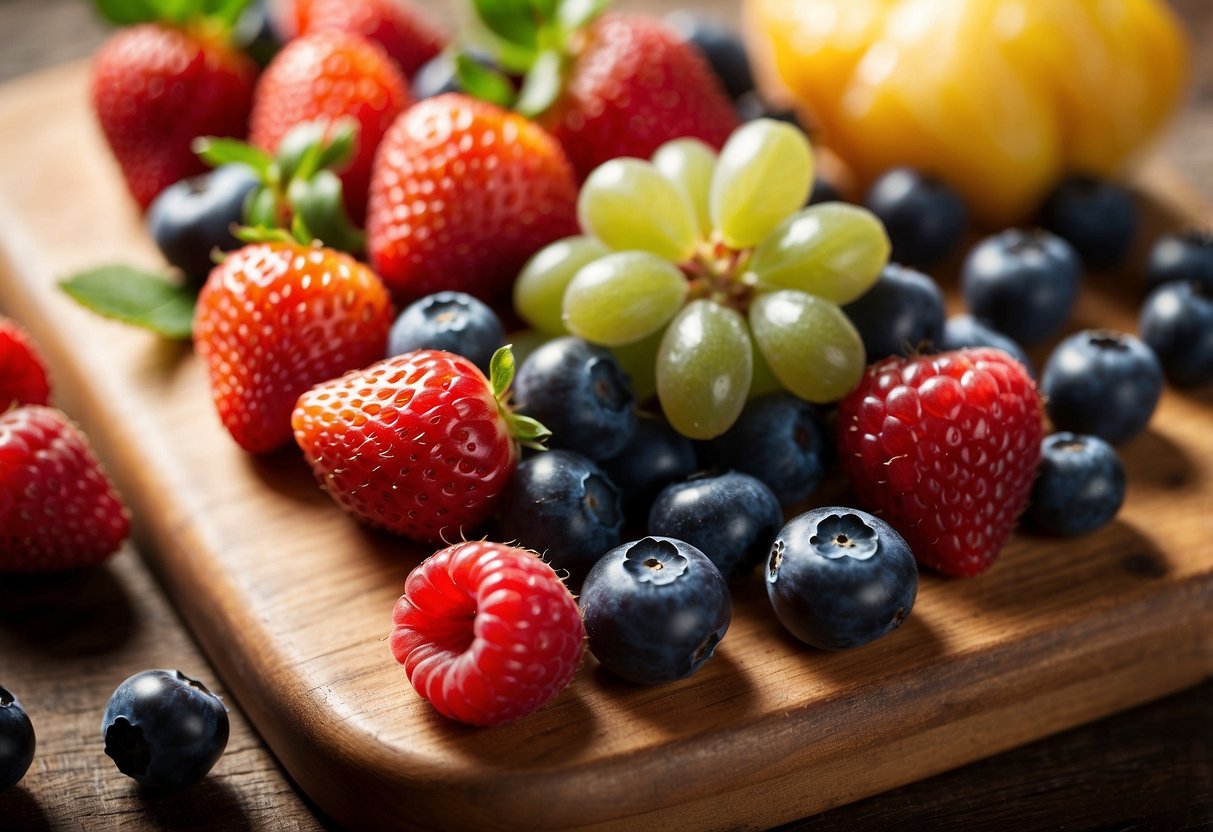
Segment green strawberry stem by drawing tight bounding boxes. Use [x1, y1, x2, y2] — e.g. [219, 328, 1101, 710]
[490, 345, 551, 450]
[93, 0, 252, 34]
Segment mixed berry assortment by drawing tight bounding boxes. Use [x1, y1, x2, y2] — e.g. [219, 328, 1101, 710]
[1, 0, 1205, 750]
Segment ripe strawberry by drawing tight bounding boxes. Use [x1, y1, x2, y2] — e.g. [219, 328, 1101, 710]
[249, 30, 412, 222]
[0, 317, 51, 408]
[91, 24, 257, 210]
[836, 348, 1045, 577]
[292, 348, 548, 543]
[0, 406, 130, 573]
[366, 94, 579, 303]
[271, 0, 446, 78]
[390, 540, 585, 726]
[194, 241, 393, 454]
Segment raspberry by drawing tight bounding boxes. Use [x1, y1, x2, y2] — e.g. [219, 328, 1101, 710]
[389, 541, 585, 726]
[0, 317, 51, 408]
[837, 348, 1044, 577]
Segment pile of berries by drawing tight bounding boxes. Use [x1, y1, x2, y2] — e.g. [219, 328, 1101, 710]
[33, 0, 1207, 732]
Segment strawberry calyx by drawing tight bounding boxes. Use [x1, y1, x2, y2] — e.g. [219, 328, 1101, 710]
[93, 0, 252, 43]
[457, 0, 610, 117]
[194, 119, 367, 256]
[489, 346, 551, 450]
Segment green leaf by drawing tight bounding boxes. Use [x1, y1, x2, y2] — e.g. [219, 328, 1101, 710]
[506, 413, 552, 450]
[246, 186, 282, 228]
[92, 0, 161, 25]
[314, 120, 358, 173]
[61, 266, 196, 340]
[193, 137, 273, 178]
[456, 54, 517, 108]
[515, 49, 564, 117]
[234, 226, 296, 245]
[557, 0, 608, 32]
[489, 345, 516, 399]
[276, 122, 328, 183]
[287, 172, 366, 256]
[472, 0, 541, 50]
[200, 0, 250, 27]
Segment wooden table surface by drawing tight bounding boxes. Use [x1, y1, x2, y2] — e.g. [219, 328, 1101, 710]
[1, 1, 1210, 830]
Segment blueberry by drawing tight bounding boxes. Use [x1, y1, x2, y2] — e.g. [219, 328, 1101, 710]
[599, 417, 697, 521]
[387, 291, 505, 375]
[863, 167, 968, 266]
[648, 471, 783, 582]
[496, 450, 624, 591]
[1041, 330, 1163, 445]
[0, 686, 35, 792]
[766, 508, 918, 650]
[703, 394, 829, 506]
[1039, 175, 1137, 271]
[102, 669, 229, 791]
[961, 228, 1082, 348]
[514, 337, 636, 460]
[807, 176, 842, 207]
[411, 50, 498, 100]
[664, 11, 754, 100]
[146, 165, 259, 282]
[843, 263, 945, 360]
[1025, 433, 1125, 536]
[939, 314, 1035, 378]
[1146, 231, 1213, 293]
[734, 92, 800, 127]
[233, 0, 282, 68]
[581, 537, 731, 685]
[1139, 280, 1213, 388]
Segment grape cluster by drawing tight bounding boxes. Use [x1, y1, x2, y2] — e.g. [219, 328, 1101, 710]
[513, 120, 890, 439]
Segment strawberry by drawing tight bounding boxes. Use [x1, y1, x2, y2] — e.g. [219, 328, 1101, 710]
[292, 347, 548, 543]
[456, 6, 738, 180]
[249, 30, 412, 222]
[91, 23, 257, 210]
[0, 317, 51, 408]
[271, 0, 447, 79]
[365, 94, 580, 303]
[0, 406, 130, 573]
[836, 349, 1045, 577]
[194, 240, 394, 454]
[390, 540, 585, 726]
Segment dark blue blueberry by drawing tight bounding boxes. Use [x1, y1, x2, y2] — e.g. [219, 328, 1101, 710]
[665, 11, 754, 100]
[411, 50, 499, 100]
[1039, 175, 1137, 271]
[496, 450, 624, 592]
[766, 507, 917, 650]
[233, 0, 282, 68]
[647, 471, 783, 582]
[0, 686, 35, 792]
[703, 394, 828, 506]
[580, 537, 731, 685]
[1146, 231, 1213, 293]
[843, 263, 945, 360]
[102, 670, 229, 791]
[146, 164, 259, 283]
[960, 228, 1082, 348]
[939, 314, 1035, 378]
[734, 92, 800, 127]
[1041, 330, 1163, 445]
[1139, 280, 1213, 388]
[514, 337, 636, 461]
[1025, 433, 1125, 536]
[863, 167, 967, 266]
[807, 175, 842, 206]
[599, 417, 697, 522]
[387, 291, 505, 375]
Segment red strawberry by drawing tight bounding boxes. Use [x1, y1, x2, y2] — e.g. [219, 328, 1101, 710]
[249, 30, 412, 222]
[194, 241, 394, 454]
[91, 24, 257, 210]
[390, 540, 585, 726]
[366, 94, 580, 303]
[0, 406, 130, 573]
[0, 317, 51, 408]
[836, 349, 1045, 577]
[292, 348, 547, 543]
[272, 0, 446, 78]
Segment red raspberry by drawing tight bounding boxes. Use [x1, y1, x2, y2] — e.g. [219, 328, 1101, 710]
[390, 541, 585, 726]
[0, 317, 51, 407]
[837, 348, 1044, 577]
[0, 406, 130, 573]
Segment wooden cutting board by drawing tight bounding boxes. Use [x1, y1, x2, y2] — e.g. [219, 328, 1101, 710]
[1, 63, 1210, 832]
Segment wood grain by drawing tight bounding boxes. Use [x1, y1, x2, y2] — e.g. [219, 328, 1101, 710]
[0, 58, 1209, 832]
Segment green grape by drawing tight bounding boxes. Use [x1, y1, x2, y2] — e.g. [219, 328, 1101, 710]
[748, 203, 890, 304]
[710, 119, 813, 250]
[652, 138, 717, 238]
[514, 236, 609, 334]
[657, 300, 753, 439]
[611, 328, 663, 403]
[749, 290, 865, 403]
[562, 251, 688, 346]
[577, 158, 699, 262]
[748, 339, 785, 399]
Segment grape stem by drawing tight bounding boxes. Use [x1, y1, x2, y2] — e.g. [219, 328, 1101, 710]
[682, 235, 755, 311]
